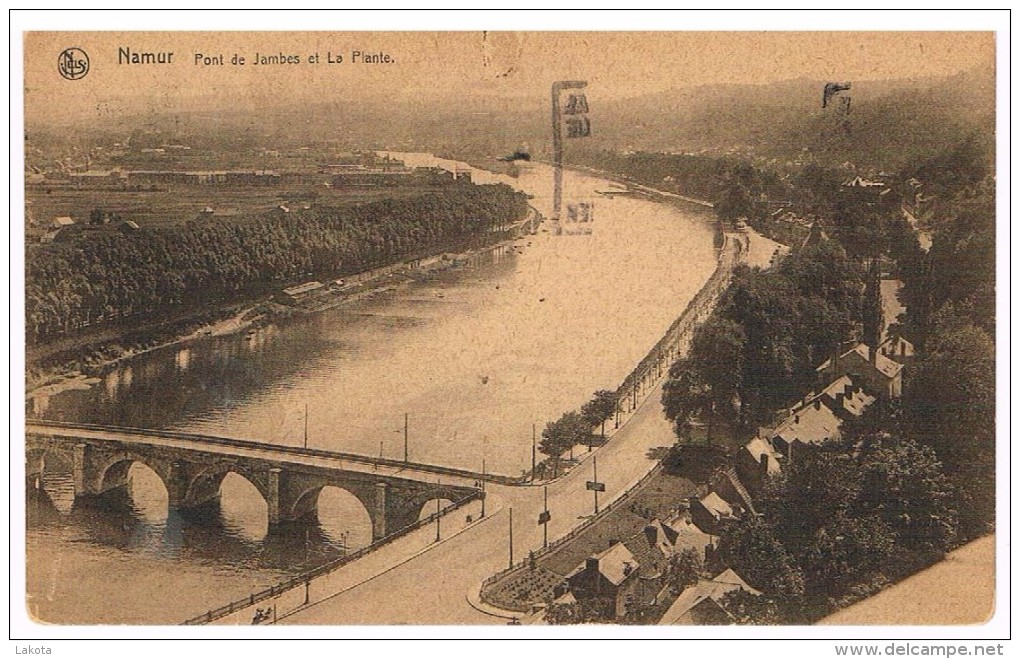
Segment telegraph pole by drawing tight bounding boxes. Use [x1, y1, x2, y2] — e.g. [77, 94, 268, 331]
[531, 423, 537, 483]
[403, 412, 409, 463]
[539, 485, 551, 548]
[303, 403, 308, 449]
[508, 507, 514, 569]
[481, 458, 487, 517]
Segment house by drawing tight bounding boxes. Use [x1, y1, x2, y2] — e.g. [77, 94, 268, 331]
[815, 343, 904, 399]
[622, 522, 679, 608]
[565, 542, 642, 619]
[666, 515, 717, 564]
[735, 437, 782, 495]
[815, 375, 877, 421]
[279, 281, 325, 304]
[117, 220, 140, 233]
[709, 468, 756, 516]
[690, 492, 737, 537]
[658, 568, 761, 625]
[879, 334, 915, 367]
[770, 398, 843, 458]
[52, 216, 75, 229]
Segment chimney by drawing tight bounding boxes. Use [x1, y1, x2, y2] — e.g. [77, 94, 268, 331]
[814, 399, 821, 410]
[760, 453, 769, 475]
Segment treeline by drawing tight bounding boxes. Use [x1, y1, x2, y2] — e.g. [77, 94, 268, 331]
[662, 139, 995, 621]
[26, 184, 528, 342]
[663, 239, 866, 434]
[719, 429, 958, 623]
[569, 150, 735, 203]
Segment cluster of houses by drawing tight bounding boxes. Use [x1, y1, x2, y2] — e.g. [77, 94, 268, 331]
[547, 331, 914, 624]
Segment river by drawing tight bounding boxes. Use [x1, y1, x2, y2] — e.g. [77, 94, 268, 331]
[25, 156, 718, 624]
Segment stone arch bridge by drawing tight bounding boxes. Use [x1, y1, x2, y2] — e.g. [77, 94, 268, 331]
[26, 420, 485, 540]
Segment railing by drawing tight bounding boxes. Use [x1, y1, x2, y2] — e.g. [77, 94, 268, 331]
[480, 462, 666, 597]
[26, 419, 521, 485]
[614, 234, 741, 408]
[181, 492, 478, 625]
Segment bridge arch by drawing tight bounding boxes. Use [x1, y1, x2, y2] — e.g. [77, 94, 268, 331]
[89, 450, 174, 499]
[289, 484, 375, 547]
[285, 481, 374, 526]
[391, 485, 468, 532]
[181, 463, 272, 511]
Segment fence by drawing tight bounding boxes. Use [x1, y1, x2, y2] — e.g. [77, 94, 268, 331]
[182, 492, 478, 625]
[614, 233, 742, 412]
[480, 462, 666, 601]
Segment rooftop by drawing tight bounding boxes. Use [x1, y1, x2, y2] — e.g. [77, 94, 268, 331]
[773, 400, 842, 448]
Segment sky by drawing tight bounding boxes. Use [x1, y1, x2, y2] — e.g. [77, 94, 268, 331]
[22, 31, 996, 126]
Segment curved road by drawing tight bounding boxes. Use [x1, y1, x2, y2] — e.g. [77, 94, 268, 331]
[275, 373, 678, 624]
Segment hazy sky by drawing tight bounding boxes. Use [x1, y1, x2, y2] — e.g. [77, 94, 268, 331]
[24, 31, 995, 125]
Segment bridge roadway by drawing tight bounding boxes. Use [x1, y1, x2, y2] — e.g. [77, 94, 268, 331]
[26, 420, 486, 539]
[26, 420, 494, 487]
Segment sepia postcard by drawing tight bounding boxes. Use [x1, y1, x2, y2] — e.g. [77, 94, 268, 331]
[13, 15, 1007, 644]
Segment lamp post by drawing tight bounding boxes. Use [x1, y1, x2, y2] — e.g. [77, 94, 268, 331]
[537, 485, 551, 549]
[586, 456, 605, 515]
[481, 458, 487, 518]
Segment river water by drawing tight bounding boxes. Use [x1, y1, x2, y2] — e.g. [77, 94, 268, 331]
[25, 156, 717, 624]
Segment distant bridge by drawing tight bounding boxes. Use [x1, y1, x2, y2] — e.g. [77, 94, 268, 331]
[25, 420, 489, 540]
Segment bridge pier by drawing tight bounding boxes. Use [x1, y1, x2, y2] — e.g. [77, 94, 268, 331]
[373, 482, 389, 541]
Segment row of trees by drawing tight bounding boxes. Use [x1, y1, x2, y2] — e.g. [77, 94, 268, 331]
[538, 390, 618, 477]
[26, 184, 529, 341]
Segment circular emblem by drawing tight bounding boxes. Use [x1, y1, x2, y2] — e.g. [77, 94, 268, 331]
[58, 48, 90, 80]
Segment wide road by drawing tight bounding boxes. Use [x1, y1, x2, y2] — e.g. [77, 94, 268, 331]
[276, 374, 678, 624]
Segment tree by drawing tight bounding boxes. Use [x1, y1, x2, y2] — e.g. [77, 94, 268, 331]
[734, 432, 959, 604]
[545, 597, 614, 625]
[540, 411, 591, 477]
[907, 310, 994, 539]
[581, 389, 618, 441]
[689, 317, 746, 430]
[665, 547, 704, 594]
[661, 358, 712, 442]
[718, 516, 805, 597]
[715, 161, 768, 226]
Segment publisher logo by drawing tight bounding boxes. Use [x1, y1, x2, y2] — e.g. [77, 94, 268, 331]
[58, 48, 89, 80]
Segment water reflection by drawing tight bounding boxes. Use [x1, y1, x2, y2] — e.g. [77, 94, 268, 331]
[26, 461, 358, 574]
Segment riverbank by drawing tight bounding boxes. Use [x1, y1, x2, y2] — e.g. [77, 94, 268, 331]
[25, 216, 539, 402]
